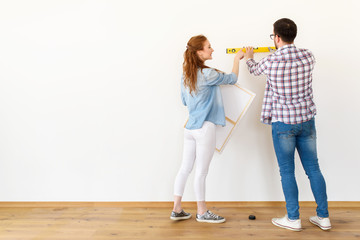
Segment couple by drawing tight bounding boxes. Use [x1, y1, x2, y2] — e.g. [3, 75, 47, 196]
[171, 18, 331, 231]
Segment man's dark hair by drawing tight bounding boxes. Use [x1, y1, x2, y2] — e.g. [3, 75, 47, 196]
[273, 18, 297, 43]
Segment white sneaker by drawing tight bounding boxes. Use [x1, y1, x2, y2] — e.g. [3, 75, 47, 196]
[309, 216, 331, 230]
[272, 215, 302, 231]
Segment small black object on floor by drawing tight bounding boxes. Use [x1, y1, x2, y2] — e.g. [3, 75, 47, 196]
[249, 215, 256, 220]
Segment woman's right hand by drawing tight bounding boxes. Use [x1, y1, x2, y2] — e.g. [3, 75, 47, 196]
[234, 48, 245, 61]
[232, 48, 244, 77]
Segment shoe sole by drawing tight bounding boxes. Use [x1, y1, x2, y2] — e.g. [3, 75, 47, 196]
[272, 220, 302, 231]
[196, 218, 226, 223]
[170, 215, 192, 221]
[309, 219, 331, 230]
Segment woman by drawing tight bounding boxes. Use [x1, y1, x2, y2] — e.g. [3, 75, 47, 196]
[171, 35, 244, 223]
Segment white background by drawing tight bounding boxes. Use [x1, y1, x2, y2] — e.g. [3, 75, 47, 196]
[0, 0, 359, 201]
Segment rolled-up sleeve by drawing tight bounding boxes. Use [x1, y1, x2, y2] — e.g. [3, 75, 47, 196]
[205, 69, 237, 86]
[246, 57, 269, 76]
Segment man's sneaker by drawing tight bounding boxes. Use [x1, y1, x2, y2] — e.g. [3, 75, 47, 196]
[272, 215, 302, 231]
[170, 210, 192, 221]
[309, 216, 331, 230]
[196, 210, 226, 223]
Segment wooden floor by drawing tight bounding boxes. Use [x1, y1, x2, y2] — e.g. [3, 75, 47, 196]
[0, 202, 359, 239]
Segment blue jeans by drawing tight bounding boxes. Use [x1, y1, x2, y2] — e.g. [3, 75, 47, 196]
[272, 118, 329, 220]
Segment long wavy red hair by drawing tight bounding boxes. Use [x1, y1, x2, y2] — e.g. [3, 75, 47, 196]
[183, 35, 210, 95]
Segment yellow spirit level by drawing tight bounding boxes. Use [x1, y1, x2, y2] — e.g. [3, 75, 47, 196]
[226, 47, 276, 54]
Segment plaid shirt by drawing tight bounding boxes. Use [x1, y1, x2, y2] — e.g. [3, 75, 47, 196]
[246, 44, 316, 125]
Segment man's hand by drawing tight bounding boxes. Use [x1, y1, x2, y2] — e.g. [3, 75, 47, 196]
[245, 47, 254, 60]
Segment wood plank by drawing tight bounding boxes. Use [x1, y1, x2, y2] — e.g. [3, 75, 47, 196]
[0, 201, 359, 208]
[0, 204, 359, 239]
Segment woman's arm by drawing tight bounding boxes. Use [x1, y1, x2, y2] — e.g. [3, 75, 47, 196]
[204, 49, 245, 86]
[232, 49, 245, 77]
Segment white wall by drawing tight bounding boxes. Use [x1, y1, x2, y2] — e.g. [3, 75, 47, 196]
[0, 0, 359, 201]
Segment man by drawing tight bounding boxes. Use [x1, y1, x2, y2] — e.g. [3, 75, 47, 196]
[244, 18, 331, 231]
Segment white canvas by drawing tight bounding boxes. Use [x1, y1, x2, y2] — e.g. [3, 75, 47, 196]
[215, 84, 256, 152]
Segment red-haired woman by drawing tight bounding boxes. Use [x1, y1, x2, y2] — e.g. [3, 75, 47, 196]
[171, 35, 244, 223]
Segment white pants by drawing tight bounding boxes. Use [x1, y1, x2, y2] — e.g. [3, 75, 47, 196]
[174, 121, 216, 201]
